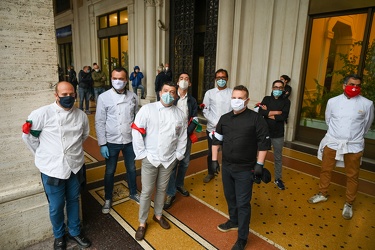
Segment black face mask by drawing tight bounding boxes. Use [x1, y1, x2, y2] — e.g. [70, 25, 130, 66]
[59, 96, 75, 109]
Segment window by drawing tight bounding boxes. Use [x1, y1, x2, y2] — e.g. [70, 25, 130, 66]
[98, 9, 129, 86]
[297, 6, 375, 164]
[99, 9, 128, 29]
[54, 0, 70, 15]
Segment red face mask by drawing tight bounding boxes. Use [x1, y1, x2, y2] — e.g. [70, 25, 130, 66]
[344, 85, 361, 98]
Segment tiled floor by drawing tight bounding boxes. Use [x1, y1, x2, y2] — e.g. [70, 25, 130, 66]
[25, 107, 375, 250]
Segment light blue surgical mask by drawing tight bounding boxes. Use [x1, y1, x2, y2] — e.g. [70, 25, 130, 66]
[217, 79, 227, 88]
[161, 92, 174, 105]
[273, 90, 283, 97]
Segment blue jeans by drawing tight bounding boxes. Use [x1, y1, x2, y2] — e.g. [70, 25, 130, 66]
[166, 138, 192, 196]
[222, 165, 254, 241]
[78, 87, 90, 111]
[94, 87, 105, 102]
[105, 142, 137, 200]
[132, 84, 145, 98]
[41, 173, 81, 238]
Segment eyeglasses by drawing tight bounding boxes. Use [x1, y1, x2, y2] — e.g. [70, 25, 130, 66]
[272, 86, 284, 90]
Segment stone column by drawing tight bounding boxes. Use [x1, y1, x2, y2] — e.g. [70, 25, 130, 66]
[216, 0, 235, 74]
[0, 0, 58, 248]
[128, 3, 135, 72]
[145, 0, 157, 101]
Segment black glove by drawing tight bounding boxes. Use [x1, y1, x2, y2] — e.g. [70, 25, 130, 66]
[253, 163, 264, 184]
[210, 160, 220, 175]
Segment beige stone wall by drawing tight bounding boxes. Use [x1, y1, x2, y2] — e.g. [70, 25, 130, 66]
[0, 0, 58, 248]
[216, 0, 309, 141]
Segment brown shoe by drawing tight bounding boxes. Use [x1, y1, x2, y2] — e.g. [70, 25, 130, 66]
[153, 215, 170, 229]
[135, 224, 147, 241]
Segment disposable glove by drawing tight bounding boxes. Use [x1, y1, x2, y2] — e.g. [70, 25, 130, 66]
[253, 163, 264, 184]
[210, 160, 220, 175]
[100, 145, 109, 159]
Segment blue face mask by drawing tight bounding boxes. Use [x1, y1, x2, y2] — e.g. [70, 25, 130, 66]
[59, 96, 75, 109]
[273, 90, 283, 97]
[161, 92, 174, 105]
[217, 79, 227, 87]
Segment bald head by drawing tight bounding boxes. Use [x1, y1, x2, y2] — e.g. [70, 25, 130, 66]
[54, 81, 76, 110]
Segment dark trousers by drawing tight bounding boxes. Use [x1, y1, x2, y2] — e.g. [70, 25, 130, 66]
[206, 130, 213, 175]
[222, 165, 254, 241]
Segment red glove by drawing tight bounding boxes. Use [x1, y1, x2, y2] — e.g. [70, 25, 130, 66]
[22, 120, 32, 134]
[199, 103, 205, 109]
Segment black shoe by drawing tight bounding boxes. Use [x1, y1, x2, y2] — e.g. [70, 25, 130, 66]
[177, 186, 190, 196]
[69, 234, 91, 248]
[231, 239, 248, 250]
[54, 237, 66, 250]
[163, 195, 176, 210]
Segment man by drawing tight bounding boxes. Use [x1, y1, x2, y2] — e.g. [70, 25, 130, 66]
[308, 74, 374, 220]
[164, 63, 172, 80]
[164, 72, 198, 209]
[22, 81, 91, 250]
[212, 85, 271, 250]
[129, 66, 145, 99]
[78, 66, 92, 114]
[280, 75, 292, 99]
[91, 63, 107, 101]
[132, 82, 187, 241]
[154, 66, 171, 101]
[95, 68, 140, 214]
[259, 80, 290, 190]
[67, 65, 78, 94]
[202, 69, 233, 183]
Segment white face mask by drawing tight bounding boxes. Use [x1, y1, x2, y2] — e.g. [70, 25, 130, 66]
[112, 79, 126, 90]
[178, 80, 189, 90]
[231, 98, 246, 111]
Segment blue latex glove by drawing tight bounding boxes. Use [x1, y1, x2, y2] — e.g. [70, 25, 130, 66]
[100, 145, 109, 159]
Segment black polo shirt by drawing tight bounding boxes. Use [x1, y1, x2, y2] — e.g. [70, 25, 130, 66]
[212, 108, 271, 171]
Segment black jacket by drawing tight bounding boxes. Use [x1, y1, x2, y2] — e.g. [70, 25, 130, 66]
[259, 95, 290, 138]
[78, 70, 92, 89]
[212, 109, 271, 170]
[173, 93, 198, 136]
[155, 72, 171, 92]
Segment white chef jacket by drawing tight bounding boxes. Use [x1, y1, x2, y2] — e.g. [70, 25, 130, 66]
[177, 91, 189, 122]
[22, 102, 89, 179]
[95, 88, 139, 146]
[318, 94, 374, 166]
[132, 102, 187, 168]
[202, 87, 233, 132]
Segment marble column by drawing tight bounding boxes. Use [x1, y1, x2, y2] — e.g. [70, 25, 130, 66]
[145, 0, 157, 101]
[216, 0, 235, 75]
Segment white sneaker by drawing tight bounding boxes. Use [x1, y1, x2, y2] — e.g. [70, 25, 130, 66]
[308, 192, 328, 204]
[342, 203, 353, 220]
[102, 200, 112, 214]
[129, 194, 140, 204]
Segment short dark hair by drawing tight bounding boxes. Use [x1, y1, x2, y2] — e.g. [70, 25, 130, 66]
[280, 75, 291, 83]
[233, 85, 249, 98]
[112, 67, 128, 77]
[273, 80, 284, 86]
[215, 68, 229, 78]
[161, 81, 178, 91]
[179, 71, 191, 80]
[344, 74, 362, 84]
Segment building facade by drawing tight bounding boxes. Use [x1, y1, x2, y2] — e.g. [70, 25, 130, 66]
[1, 0, 375, 248]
